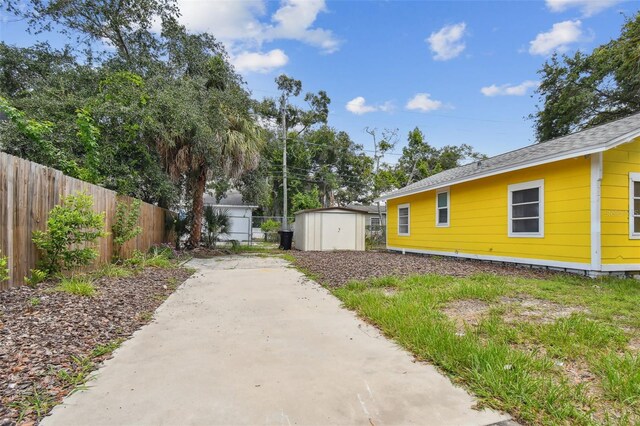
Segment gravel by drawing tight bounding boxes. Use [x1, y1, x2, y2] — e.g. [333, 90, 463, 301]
[0, 266, 193, 425]
[289, 250, 558, 287]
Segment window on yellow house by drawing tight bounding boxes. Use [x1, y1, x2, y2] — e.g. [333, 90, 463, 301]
[630, 173, 640, 239]
[398, 204, 410, 236]
[436, 189, 449, 227]
[508, 180, 544, 238]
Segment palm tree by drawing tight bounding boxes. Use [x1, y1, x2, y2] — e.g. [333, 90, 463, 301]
[187, 111, 263, 248]
[203, 206, 230, 248]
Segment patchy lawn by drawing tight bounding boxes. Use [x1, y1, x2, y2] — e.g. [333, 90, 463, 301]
[0, 263, 193, 425]
[289, 251, 640, 425]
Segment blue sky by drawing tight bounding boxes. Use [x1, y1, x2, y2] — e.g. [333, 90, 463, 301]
[1, 0, 638, 159]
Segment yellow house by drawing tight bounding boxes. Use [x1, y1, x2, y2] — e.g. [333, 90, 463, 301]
[379, 113, 640, 276]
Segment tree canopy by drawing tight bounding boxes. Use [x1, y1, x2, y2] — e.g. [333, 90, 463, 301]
[533, 12, 640, 142]
[0, 1, 488, 246]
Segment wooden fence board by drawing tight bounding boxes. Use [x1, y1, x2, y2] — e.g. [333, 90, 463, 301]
[0, 152, 175, 289]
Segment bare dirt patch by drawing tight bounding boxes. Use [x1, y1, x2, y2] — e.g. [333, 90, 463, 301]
[290, 251, 560, 287]
[500, 295, 588, 323]
[0, 266, 193, 425]
[441, 299, 490, 331]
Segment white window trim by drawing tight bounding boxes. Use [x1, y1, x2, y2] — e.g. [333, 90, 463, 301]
[398, 203, 410, 236]
[370, 216, 381, 226]
[435, 188, 450, 227]
[508, 179, 544, 238]
[630, 172, 640, 239]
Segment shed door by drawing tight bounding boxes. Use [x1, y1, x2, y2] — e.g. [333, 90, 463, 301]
[321, 213, 356, 250]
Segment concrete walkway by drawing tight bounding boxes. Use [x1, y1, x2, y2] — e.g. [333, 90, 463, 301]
[43, 256, 510, 426]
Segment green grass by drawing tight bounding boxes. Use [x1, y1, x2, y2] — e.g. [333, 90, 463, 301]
[93, 263, 133, 278]
[91, 339, 124, 358]
[54, 356, 94, 393]
[55, 276, 96, 297]
[332, 273, 640, 425]
[143, 253, 174, 268]
[9, 387, 55, 422]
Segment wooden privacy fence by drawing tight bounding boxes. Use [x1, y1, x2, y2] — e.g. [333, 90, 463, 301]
[0, 152, 175, 290]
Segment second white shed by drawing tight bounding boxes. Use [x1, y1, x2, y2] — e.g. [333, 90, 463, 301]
[293, 207, 367, 251]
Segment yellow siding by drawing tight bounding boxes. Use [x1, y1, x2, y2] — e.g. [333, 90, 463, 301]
[601, 137, 640, 265]
[387, 157, 592, 265]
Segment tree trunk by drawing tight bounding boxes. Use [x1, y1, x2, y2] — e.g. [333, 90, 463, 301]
[188, 166, 207, 248]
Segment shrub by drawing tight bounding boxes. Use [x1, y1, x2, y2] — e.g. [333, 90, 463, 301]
[24, 269, 47, 287]
[32, 193, 107, 274]
[260, 219, 280, 243]
[112, 198, 142, 262]
[0, 251, 8, 283]
[173, 214, 190, 250]
[203, 207, 230, 248]
[55, 276, 96, 297]
[123, 249, 145, 269]
[260, 219, 280, 233]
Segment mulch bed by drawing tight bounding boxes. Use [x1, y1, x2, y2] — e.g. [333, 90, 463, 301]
[0, 266, 193, 426]
[289, 250, 560, 287]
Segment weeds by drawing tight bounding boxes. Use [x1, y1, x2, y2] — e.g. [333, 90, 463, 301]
[9, 386, 55, 422]
[137, 311, 153, 322]
[55, 356, 94, 393]
[91, 339, 124, 358]
[93, 263, 132, 279]
[55, 276, 96, 297]
[28, 297, 41, 307]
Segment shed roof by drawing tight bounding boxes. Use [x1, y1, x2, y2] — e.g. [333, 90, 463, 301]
[294, 207, 368, 215]
[379, 112, 640, 200]
[346, 204, 387, 214]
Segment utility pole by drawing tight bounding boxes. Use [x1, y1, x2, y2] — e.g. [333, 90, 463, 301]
[281, 95, 288, 231]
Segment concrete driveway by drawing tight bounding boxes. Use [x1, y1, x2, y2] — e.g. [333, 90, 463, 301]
[43, 255, 511, 426]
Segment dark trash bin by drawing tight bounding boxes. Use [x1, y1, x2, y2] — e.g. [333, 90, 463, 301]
[278, 230, 294, 250]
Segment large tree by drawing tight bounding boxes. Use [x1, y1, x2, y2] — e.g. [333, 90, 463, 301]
[395, 127, 485, 187]
[533, 13, 640, 142]
[1, 2, 264, 249]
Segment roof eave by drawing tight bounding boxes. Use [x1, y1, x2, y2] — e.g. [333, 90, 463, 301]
[375, 146, 604, 202]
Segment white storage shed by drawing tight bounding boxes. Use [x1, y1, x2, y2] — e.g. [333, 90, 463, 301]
[293, 207, 367, 251]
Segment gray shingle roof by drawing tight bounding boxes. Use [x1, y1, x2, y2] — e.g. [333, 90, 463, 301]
[346, 204, 387, 214]
[381, 112, 640, 200]
[203, 190, 257, 208]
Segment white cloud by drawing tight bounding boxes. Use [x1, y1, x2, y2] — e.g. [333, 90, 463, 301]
[545, 0, 621, 16]
[345, 97, 394, 115]
[174, 0, 340, 54]
[426, 22, 467, 61]
[405, 93, 444, 112]
[231, 49, 289, 73]
[173, 0, 266, 41]
[529, 20, 583, 55]
[481, 80, 539, 97]
[264, 0, 340, 53]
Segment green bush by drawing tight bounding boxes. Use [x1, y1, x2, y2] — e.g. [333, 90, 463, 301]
[112, 198, 142, 262]
[0, 251, 8, 283]
[203, 206, 230, 248]
[260, 219, 280, 233]
[260, 219, 281, 243]
[32, 193, 107, 274]
[24, 269, 47, 287]
[124, 249, 145, 269]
